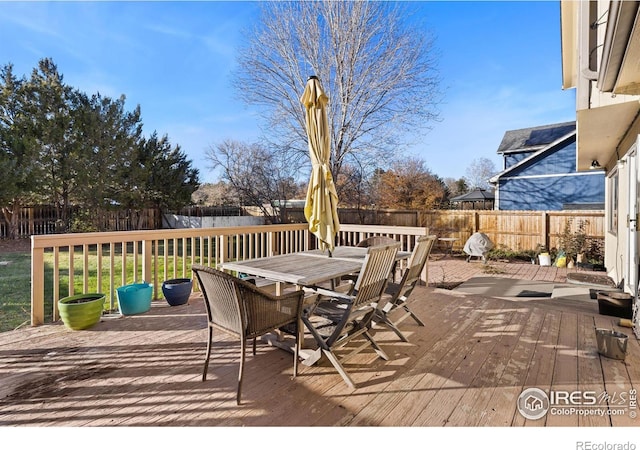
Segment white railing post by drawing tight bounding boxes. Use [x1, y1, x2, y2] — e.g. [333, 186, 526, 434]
[219, 235, 229, 265]
[30, 241, 45, 326]
[268, 231, 275, 256]
[142, 239, 153, 295]
[68, 245, 75, 297]
[422, 227, 431, 284]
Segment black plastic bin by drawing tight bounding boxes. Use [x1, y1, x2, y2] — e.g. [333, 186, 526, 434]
[596, 291, 633, 319]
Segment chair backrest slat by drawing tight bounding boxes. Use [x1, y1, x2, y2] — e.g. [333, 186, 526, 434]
[356, 236, 398, 248]
[396, 235, 436, 296]
[353, 243, 400, 308]
[193, 264, 305, 339]
[193, 265, 245, 335]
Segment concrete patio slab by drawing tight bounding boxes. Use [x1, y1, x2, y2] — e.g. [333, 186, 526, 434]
[453, 276, 556, 300]
[550, 285, 592, 301]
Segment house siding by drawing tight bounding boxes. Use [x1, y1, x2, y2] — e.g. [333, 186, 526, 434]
[509, 140, 576, 176]
[495, 136, 605, 211]
[497, 173, 605, 210]
[504, 152, 535, 168]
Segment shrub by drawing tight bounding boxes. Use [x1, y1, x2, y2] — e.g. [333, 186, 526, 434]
[554, 218, 604, 266]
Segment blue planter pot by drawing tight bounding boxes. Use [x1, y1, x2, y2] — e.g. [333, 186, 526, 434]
[117, 283, 153, 315]
[162, 278, 192, 306]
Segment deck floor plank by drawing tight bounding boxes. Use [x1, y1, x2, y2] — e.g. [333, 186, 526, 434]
[413, 303, 517, 426]
[512, 310, 563, 427]
[577, 314, 610, 426]
[476, 306, 548, 426]
[377, 299, 498, 426]
[594, 314, 639, 427]
[545, 312, 579, 426]
[448, 305, 542, 426]
[345, 296, 478, 426]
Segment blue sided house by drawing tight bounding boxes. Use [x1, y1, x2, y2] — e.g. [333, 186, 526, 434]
[489, 121, 605, 211]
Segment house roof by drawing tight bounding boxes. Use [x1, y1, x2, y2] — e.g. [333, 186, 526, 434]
[450, 188, 495, 202]
[490, 125, 577, 184]
[497, 121, 576, 154]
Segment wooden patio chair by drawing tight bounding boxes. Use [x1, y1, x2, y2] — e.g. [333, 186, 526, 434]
[355, 235, 398, 248]
[302, 242, 400, 389]
[341, 235, 400, 283]
[191, 264, 305, 405]
[373, 235, 437, 342]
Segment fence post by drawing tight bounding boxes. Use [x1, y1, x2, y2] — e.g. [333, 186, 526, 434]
[30, 241, 45, 326]
[541, 211, 549, 250]
[29, 207, 34, 236]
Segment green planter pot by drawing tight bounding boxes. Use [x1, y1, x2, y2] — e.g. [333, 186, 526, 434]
[58, 293, 106, 330]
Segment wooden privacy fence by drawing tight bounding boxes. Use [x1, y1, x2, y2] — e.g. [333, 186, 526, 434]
[419, 210, 605, 252]
[6, 204, 604, 253]
[0, 205, 59, 237]
[0, 206, 158, 238]
[286, 208, 604, 251]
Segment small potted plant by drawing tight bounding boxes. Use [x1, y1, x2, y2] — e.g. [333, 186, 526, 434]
[522, 249, 537, 264]
[535, 244, 551, 266]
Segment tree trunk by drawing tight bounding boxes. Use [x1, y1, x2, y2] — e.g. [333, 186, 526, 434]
[1, 200, 21, 239]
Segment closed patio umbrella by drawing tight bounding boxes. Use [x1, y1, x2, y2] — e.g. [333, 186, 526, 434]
[300, 76, 340, 254]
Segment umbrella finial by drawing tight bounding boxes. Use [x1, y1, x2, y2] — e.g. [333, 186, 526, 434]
[308, 75, 318, 81]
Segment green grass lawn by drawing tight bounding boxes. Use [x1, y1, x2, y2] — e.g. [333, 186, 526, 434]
[0, 251, 32, 332]
[0, 249, 190, 333]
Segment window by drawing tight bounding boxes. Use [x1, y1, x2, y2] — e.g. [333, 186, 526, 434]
[608, 170, 618, 235]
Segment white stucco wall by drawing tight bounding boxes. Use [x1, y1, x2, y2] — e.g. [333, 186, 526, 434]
[162, 214, 265, 229]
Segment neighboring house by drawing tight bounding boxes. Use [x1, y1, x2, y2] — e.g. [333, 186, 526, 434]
[560, 0, 639, 335]
[489, 121, 605, 211]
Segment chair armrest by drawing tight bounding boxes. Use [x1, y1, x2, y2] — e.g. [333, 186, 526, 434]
[241, 287, 305, 336]
[304, 286, 354, 304]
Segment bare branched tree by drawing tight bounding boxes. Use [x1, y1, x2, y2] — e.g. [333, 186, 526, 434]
[442, 177, 465, 197]
[233, 1, 442, 196]
[206, 140, 300, 223]
[464, 157, 498, 190]
[192, 182, 237, 206]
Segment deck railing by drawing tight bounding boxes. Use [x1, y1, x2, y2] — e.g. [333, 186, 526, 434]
[30, 223, 430, 326]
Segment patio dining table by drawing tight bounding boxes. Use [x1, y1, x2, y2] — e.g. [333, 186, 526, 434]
[218, 246, 411, 363]
[218, 246, 411, 293]
[219, 249, 362, 293]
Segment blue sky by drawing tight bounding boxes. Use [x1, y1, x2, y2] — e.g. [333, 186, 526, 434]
[0, 1, 576, 184]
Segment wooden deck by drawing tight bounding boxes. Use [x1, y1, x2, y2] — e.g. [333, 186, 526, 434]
[1, 262, 638, 428]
